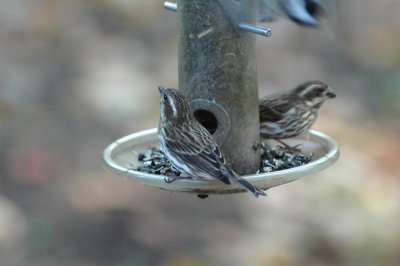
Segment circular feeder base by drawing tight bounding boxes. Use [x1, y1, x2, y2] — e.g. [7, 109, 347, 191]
[103, 128, 339, 194]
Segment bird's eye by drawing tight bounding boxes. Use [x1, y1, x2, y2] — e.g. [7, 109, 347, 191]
[163, 95, 168, 100]
[317, 88, 325, 93]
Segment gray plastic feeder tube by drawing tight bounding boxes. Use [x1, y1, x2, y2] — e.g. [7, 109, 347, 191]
[178, 0, 260, 175]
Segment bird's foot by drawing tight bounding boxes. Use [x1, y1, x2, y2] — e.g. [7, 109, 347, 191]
[164, 174, 180, 183]
[276, 139, 302, 153]
[164, 173, 191, 183]
[252, 141, 261, 151]
[253, 141, 272, 152]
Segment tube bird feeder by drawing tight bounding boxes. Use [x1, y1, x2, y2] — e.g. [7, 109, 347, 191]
[178, 0, 262, 174]
[102, 0, 339, 196]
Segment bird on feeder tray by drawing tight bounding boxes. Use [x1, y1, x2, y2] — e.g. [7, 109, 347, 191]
[157, 86, 266, 198]
[258, 0, 337, 27]
[259, 80, 336, 149]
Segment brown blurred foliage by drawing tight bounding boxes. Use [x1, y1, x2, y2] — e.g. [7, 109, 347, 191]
[0, 1, 400, 265]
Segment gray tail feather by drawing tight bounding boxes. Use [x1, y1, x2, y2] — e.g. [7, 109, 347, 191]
[229, 172, 266, 198]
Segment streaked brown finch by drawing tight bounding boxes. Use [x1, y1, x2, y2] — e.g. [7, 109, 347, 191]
[259, 80, 336, 148]
[158, 87, 266, 197]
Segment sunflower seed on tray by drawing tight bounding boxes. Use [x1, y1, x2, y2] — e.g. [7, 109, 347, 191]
[259, 146, 313, 173]
[136, 146, 312, 175]
[136, 147, 181, 176]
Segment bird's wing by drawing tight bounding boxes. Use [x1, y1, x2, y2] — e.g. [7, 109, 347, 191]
[164, 121, 230, 184]
[259, 94, 296, 122]
[258, 0, 337, 26]
[258, 0, 319, 26]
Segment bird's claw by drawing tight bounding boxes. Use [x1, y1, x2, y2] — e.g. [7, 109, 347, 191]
[278, 144, 302, 153]
[164, 174, 179, 183]
[253, 141, 263, 151]
[253, 141, 271, 152]
[164, 173, 191, 183]
[276, 139, 302, 153]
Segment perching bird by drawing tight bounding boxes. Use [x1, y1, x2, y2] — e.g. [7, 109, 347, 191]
[259, 81, 336, 147]
[157, 86, 266, 197]
[258, 0, 337, 27]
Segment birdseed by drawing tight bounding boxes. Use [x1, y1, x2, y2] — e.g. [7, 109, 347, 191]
[136, 147, 181, 176]
[135, 146, 312, 175]
[258, 146, 313, 173]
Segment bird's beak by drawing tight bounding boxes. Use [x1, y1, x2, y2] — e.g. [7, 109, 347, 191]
[326, 87, 336, 98]
[158, 86, 165, 95]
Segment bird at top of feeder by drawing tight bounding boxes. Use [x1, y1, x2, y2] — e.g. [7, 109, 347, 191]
[157, 87, 266, 198]
[258, 0, 337, 27]
[259, 80, 336, 149]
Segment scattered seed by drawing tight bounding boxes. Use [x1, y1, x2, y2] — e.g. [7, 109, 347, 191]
[136, 147, 181, 176]
[135, 145, 313, 176]
[259, 144, 313, 173]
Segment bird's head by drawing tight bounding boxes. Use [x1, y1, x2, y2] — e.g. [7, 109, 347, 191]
[294, 81, 336, 108]
[158, 86, 191, 123]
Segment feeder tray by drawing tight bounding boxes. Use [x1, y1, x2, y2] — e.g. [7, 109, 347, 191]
[102, 1, 340, 196]
[102, 128, 339, 195]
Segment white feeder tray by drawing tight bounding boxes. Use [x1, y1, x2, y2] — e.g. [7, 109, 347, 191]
[103, 128, 339, 195]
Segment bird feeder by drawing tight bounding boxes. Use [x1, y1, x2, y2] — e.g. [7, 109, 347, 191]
[103, 0, 339, 196]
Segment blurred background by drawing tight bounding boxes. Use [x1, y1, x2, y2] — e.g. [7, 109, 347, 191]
[1, 0, 400, 265]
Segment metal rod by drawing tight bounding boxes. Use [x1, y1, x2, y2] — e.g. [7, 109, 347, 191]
[164, 2, 177, 12]
[238, 22, 272, 37]
[178, 0, 260, 175]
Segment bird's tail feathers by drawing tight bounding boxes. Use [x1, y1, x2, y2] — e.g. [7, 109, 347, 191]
[229, 171, 266, 198]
